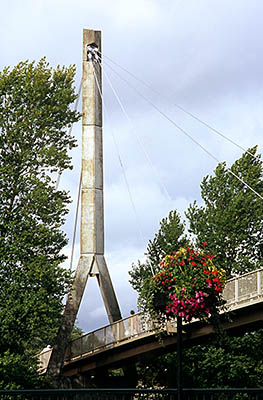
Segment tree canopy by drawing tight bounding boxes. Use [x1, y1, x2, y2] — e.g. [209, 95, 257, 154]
[137, 330, 263, 388]
[129, 210, 189, 311]
[186, 146, 263, 276]
[0, 59, 80, 388]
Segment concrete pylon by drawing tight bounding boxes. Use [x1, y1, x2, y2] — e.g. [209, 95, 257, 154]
[80, 29, 122, 323]
[46, 29, 122, 377]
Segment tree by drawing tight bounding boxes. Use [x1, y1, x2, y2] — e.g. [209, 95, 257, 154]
[0, 59, 81, 388]
[137, 330, 263, 388]
[71, 325, 85, 341]
[129, 210, 189, 311]
[182, 331, 263, 388]
[130, 147, 263, 388]
[186, 147, 263, 277]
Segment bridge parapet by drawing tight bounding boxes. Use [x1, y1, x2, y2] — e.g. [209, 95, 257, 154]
[38, 268, 263, 372]
[223, 268, 263, 310]
[67, 268, 263, 359]
[67, 314, 157, 361]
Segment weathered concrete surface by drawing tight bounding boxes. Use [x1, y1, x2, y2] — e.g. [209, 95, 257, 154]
[80, 28, 121, 323]
[46, 256, 94, 377]
[96, 255, 123, 323]
[46, 29, 122, 379]
[81, 188, 104, 254]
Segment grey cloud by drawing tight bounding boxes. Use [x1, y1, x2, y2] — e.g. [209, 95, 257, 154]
[1, 0, 263, 332]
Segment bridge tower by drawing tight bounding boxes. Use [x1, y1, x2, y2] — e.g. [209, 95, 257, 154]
[46, 29, 122, 377]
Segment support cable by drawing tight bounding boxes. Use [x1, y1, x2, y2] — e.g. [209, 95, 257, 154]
[100, 60, 263, 201]
[91, 61, 148, 251]
[55, 79, 82, 190]
[98, 52, 258, 161]
[98, 58, 171, 201]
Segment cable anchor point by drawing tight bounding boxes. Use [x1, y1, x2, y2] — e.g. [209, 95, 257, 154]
[87, 43, 99, 62]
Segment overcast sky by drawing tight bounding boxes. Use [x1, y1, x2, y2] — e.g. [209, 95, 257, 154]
[1, 0, 263, 333]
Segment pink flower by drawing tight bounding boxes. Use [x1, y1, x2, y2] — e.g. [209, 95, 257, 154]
[179, 312, 185, 317]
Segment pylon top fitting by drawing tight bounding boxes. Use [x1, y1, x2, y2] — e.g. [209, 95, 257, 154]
[87, 43, 99, 62]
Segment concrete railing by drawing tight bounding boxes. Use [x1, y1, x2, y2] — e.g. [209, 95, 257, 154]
[38, 268, 263, 370]
[223, 268, 263, 309]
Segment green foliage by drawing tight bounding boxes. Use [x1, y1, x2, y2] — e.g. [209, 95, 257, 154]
[71, 325, 85, 341]
[0, 59, 81, 387]
[137, 331, 263, 388]
[147, 210, 189, 271]
[186, 147, 263, 276]
[183, 332, 263, 388]
[133, 147, 263, 388]
[129, 210, 189, 311]
[0, 351, 48, 389]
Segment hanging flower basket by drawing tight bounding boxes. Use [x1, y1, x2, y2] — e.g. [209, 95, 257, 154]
[142, 245, 226, 324]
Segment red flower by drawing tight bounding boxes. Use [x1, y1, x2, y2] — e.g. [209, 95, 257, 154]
[191, 261, 197, 266]
[202, 241, 208, 247]
[215, 285, 222, 292]
[212, 277, 220, 284]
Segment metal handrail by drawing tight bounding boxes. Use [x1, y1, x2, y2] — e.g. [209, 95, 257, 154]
[66, 312, 157, 360]
[67, 268, 263, 359]
[38, 268, 263, 371]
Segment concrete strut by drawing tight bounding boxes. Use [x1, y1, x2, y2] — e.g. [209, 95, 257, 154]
[46, 29, 122, 378]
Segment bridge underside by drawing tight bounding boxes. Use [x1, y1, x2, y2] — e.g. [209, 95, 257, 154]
[61, 302, 263, 385]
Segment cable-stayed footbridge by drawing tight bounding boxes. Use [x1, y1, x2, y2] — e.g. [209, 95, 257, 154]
[43, 29, 263, 387]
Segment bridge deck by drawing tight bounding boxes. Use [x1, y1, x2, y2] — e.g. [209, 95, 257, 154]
[39, 268, 263, 374]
